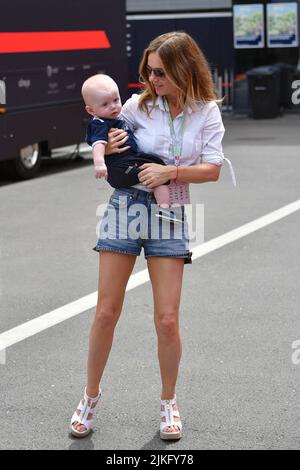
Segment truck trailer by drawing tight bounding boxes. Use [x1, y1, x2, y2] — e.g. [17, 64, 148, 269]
[0, 0, 127, 179]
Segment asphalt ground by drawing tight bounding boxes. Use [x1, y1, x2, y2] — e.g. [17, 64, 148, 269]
[0, 114, 299, 450]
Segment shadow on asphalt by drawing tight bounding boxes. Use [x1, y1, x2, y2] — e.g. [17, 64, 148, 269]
[140, 431, 182, 450]
[68, 431, 95, 450]
[67, 430, 180, 451]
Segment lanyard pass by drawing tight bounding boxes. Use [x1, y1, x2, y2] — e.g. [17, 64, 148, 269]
[163, 98, 190, 205]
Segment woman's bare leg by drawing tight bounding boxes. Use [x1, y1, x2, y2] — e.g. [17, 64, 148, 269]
[147, 257, 184, 433]
[73, 251, 136, 432]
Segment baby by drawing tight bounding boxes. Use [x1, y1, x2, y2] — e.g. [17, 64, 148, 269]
[81, 74, 182, 222]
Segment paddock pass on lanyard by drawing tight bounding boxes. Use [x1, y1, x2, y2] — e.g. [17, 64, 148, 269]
[164, 99, 237, 201]
[163, 98, 191, 206]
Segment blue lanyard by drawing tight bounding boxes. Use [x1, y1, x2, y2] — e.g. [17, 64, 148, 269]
[163, 97, 186, 167]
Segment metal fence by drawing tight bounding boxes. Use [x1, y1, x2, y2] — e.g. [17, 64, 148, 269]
[213, 67, 234, 113]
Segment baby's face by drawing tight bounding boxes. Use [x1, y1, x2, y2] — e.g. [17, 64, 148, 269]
[89, 87, 122, 119]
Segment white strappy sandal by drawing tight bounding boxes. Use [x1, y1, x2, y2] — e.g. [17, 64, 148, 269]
[70, 388, 102, 438]
[160, 395, 182, 440]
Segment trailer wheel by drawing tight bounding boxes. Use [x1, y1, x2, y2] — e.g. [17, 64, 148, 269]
[11, 143, 42, 179]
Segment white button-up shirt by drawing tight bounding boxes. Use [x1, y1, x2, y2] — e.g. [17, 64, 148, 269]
[121, 94, 229, 191]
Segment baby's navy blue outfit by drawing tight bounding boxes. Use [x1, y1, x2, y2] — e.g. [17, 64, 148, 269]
[86, 117, 169, 189]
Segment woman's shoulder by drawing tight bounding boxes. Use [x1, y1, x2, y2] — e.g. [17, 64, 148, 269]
[123, 93, 141, 111]
[123, 93, 158, 113]
[192, 100, 219, 113]
[191, 100, 223, 123]
[121, 94, 144, 127]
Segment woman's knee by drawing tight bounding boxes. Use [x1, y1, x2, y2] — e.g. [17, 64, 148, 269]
[156, 310, 180, 338]
[94, 303, 121, 330]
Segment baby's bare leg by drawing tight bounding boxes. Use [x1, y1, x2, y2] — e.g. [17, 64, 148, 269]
[154, 185, 170, 208]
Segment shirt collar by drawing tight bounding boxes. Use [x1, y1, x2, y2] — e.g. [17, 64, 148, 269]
[145, 96, 165, 111]
[149, 96, 193, 115]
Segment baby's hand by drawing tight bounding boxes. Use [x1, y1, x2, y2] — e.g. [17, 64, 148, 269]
[94, 163, 108, 179]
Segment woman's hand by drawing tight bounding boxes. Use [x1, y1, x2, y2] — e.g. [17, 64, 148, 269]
[138, 163, 175, 188]
[105, 128, 130, 155]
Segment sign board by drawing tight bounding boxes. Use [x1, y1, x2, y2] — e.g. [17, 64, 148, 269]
[234, 4, 265, 49]
[267, 2, 298, 48]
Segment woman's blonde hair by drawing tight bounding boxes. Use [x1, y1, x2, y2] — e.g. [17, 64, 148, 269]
[138, 31, 218, 114]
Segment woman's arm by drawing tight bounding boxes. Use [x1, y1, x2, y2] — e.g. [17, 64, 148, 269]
[171, 163, 221, 183]
[138, 162, 220, 189]
[139, 102, 224, 188]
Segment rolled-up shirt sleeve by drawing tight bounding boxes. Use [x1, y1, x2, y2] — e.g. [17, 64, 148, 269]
[201, 102, 225, 166]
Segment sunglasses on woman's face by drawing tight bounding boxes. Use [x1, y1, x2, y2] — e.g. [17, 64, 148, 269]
[145, 65, 165, 78]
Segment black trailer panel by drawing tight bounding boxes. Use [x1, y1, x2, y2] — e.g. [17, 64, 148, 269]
[1, 102, 88, 156]
[0, 0, 127, 177]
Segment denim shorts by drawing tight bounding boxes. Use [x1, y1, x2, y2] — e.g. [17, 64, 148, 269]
[93, 187, 192, 264]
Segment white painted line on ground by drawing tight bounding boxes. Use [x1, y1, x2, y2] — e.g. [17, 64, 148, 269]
[0, 348, 6, 364]
[0, 270, 150, 352]
[192, 199, 300, 258]
[0, 199, 299, 353]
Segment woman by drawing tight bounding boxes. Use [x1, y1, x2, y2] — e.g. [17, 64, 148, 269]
[70, 31, 225, 440]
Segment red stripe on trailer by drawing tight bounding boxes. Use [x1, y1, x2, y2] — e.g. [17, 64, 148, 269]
[0, 31, 111, 53]
[128, 83, 145, 88]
